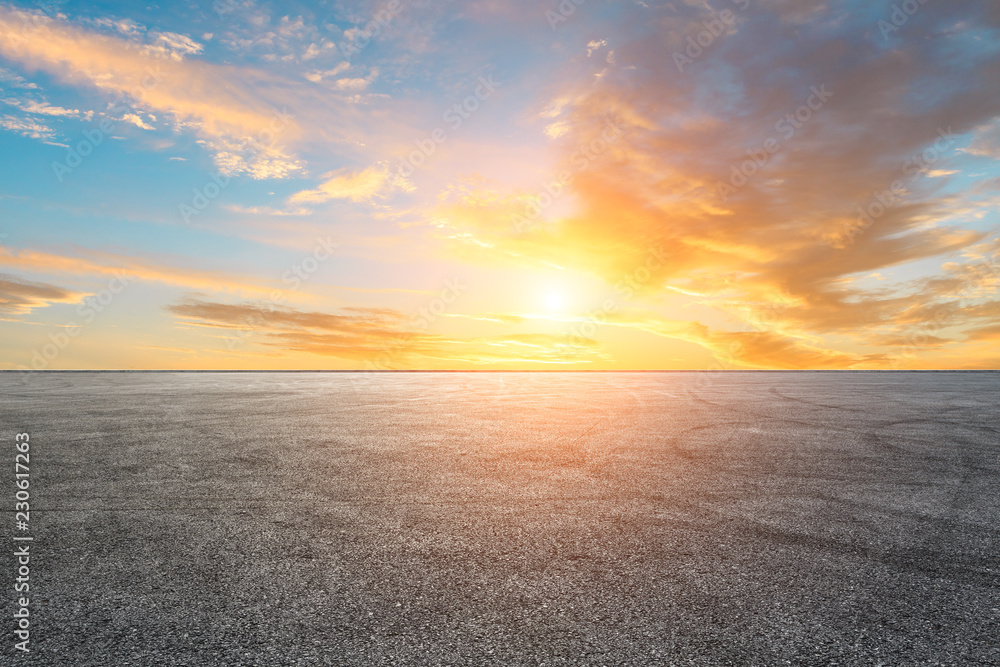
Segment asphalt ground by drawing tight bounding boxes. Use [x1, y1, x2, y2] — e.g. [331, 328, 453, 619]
[1, 371, 998, 666]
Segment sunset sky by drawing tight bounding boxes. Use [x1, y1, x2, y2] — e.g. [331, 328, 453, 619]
[1, 0, 999, 370]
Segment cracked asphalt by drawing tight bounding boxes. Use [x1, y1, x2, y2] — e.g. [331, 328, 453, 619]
[1, 371, 998, 666]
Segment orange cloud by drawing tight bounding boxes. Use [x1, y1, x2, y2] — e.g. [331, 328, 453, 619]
[166, 298, 606, 366]
[0, 274, 83, 314]
[0, 246, 273, 296]
[289, 165, 393, 204]
[419, 2, 1000, 369]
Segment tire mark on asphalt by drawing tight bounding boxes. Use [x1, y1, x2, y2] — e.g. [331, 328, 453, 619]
[727, 515, 1000, 590]
[768, 386, 868, 413]
[560, 378, 647, 476]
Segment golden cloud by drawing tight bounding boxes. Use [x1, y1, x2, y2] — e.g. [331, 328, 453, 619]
[0, 274, 83, 314]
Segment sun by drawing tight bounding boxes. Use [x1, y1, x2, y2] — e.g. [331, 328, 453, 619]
[545, 293, 564, 310]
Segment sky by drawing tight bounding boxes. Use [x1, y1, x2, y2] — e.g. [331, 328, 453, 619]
[0, 0, 999, 370]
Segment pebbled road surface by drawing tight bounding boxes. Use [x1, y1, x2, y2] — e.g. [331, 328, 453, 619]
[1, 371, 998, 666]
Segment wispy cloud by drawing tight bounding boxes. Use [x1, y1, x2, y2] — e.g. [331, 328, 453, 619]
[0, 114, 55, 140]
[0, 273, 83, 314]
[167, 297, 607, 365]
[2, 96, 92, 119]
[0, 4, 304, 177]
[288, 164, 394, 204]
[0, 246, 274, 297]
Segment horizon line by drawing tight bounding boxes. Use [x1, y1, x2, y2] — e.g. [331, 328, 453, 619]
[1, 369, 997, 373]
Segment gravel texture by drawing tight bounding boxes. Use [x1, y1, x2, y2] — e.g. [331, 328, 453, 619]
[1, 371, 998, 666]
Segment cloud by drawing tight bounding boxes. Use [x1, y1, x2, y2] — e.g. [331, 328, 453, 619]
[614, 315, 871, 370]
[0, 274, 83, 314]
[90, 17, 143, 36]
[144, 31, 203, 61]
[303, 63, 379, 92]
[139, 345, 197, 354]
[218, 7, 338, 64]
[0, 5, 304, 178]
[84, 18, 203, 60]
[166, 298, 607, 365]
[0, 86, 94, 145]
[0, 114, 55, 140]
[167, 298, 442, 362]
[328, 75, 374, 92]
[586, 39, 607, 57]
[1, 0, 998, 370]
[288, 165, 394, 204]
[225, 204, 312, 217]
[0, 65, 37, 88]
[304, 62, 350, 83]
[120, 112, 154, 130]
[965, 323, 1000, 343]
[422, 1, 1000, 368]
[0, 246, 274, 296]
[164, 291, 871, 369]
[964, 119, 1000, 158]
[455, 308, 871, 369]
[2, 97, 92, 119]
[463, 333, 606, 365]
